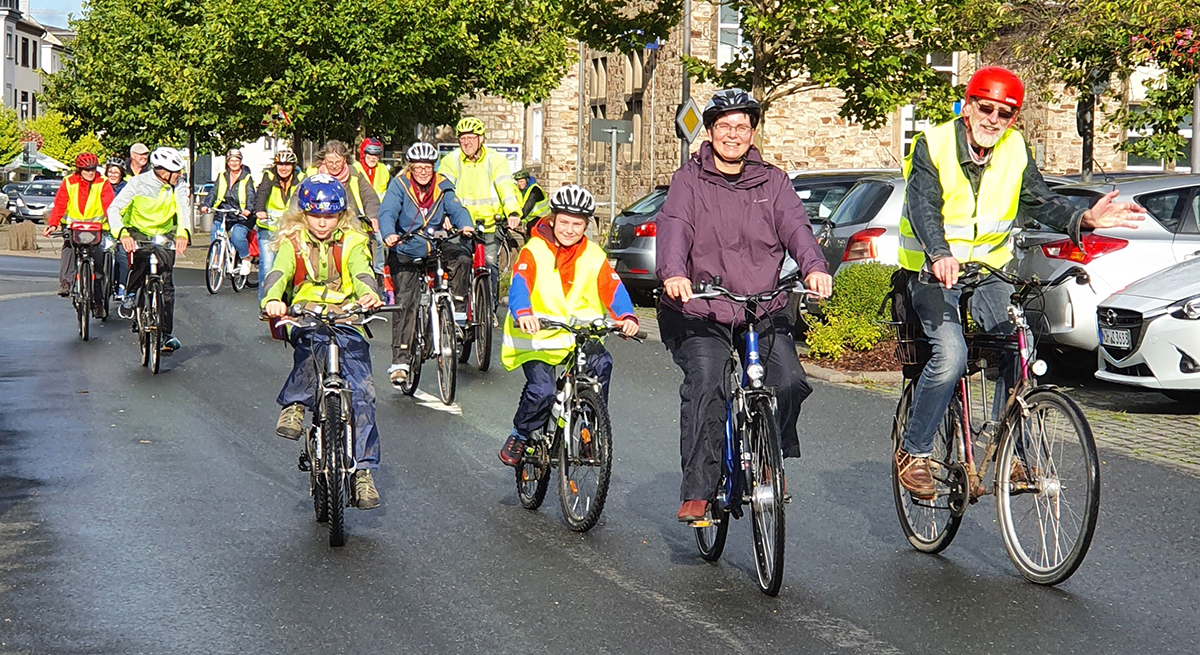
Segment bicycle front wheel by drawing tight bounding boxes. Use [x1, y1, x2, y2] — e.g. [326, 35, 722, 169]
[996, 389, 1099, 585]
[77, 259, 92, 341]
[324, 394, 347, 547]
[205, 239, 224, 294]
[472, 274, 493, 372]
[557, 385, 613, 532]
[747, 396, 786, 596]
[99, 251, 113, 321]
[516, 437, 551, 510]
[309, 424, 329, 523]
[694, 473, 731, 562]
[435, 297, 457, 405]
[147, 288, 162, 374]
[891, 380, 964, 553]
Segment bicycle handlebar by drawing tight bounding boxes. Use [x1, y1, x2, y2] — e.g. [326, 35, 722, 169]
[537, 317, 646, 342]
[262, 303, 402, 329]
[959, 261, 1089, 290]
[690, 273, 823, 304]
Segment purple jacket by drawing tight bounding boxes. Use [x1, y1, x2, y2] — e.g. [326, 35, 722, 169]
[656, 142, 828, 325]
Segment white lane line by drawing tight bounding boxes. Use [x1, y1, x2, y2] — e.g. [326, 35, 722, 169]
[410, 388, 463, 415]
[0, 291, 57, 302]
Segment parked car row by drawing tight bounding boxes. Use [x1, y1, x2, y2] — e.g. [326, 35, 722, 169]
[4, 179, 62, 223]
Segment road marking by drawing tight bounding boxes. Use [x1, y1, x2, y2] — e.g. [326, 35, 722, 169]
[411, 389, 463, 415]
[0, 291, 56, 302]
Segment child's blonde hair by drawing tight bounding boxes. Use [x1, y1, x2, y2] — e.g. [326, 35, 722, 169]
[270, 207, 361, 252]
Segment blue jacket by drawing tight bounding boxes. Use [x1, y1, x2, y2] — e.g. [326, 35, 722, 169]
[379, 172, 473, 258]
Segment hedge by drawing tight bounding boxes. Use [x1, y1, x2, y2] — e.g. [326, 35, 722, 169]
[806, 263, 898, 360]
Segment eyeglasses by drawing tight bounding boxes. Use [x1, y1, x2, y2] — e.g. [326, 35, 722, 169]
[973, 99, 1016, 121]
[712, 123, 754, 138]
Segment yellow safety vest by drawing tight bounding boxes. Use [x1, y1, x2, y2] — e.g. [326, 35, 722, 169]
[65, 177, 107, 227]
[305, 166, 365, 218]
[521, 182, 550, 222]
[436, 146, 520, 232]
[124, 184, 180, 237]
[897, 120, 1028, 271]
[501, 237, 607, 370]
[257, 173, 304, 231]
[214, 170, 251, 210]
[353, 161, 389, 200]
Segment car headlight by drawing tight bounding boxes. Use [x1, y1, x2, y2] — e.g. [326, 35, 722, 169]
[15, 198, 24, 207]
[1170, 296, 1200, 320]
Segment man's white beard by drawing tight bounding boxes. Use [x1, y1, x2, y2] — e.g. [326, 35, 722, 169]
[971, 122, 1006, 149]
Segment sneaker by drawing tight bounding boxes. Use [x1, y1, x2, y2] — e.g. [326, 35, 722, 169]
[387, 364, 408, 388]
[276, 404, 305, 440]
[237, 259, 252, 277]
[499, 433, 525, 467]
[355, 470, 380, 510]
[161, 335, 181, 353]
[119, 294, 137, 318]
[57, 283, 70, 297]
[895, 449, 936, 500]
[115, 284, 126, 300]
[677, 500, 709, 522]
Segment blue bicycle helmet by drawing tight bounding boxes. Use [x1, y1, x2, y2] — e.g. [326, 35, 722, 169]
[297, 174, 348, 215]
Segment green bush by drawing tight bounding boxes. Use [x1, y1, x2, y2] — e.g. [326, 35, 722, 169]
[805, 263, 897, 360]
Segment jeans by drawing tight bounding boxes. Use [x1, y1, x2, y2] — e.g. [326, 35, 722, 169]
[387, 248, 471, 366]
[257, 228, 277, 304]
[900, 272, 1016, 456]
[278, 327, 380, 470]
[229, 223, 252, 259]
[512, 349, 613, 438]
[658, 305, 812, 502]
[114, 243, 130, 293]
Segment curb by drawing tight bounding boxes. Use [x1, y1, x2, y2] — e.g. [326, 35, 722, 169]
[802, 361, 903, 384]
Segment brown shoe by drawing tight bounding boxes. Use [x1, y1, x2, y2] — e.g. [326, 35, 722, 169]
[895, 450, 936, 500]
[677, 499, 709, 522]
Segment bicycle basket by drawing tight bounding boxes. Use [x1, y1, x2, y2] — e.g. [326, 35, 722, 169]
[70, 221, 104, 246]
[882, 320, 921, 366]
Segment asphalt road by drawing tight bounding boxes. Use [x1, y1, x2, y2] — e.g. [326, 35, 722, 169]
[1, 254, 1197, 655]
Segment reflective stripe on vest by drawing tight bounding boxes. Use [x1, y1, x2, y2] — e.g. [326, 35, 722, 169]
[125, 184, 178, 236]
[288, 230, 366, 306]
[354, 161, 388, 200]
[501, 238, 607, 370]
[65, 177, 107, 225]
[897, 121, 1027, 272]
[214, 170, 250, 211]
[522, 183, 550, 220]
[437, 147, 514, 232]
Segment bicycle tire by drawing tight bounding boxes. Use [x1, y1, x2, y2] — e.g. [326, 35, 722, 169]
[557, 385, 613, 532]
[694, 475, 732, 562]
[996, 389, 1099, 585]
[232, 265, 247, 292]
[473, 275, 493, 372]
[436, 297, 457, 405]
[324, 394, 347, 547]
[516, 437, 551, 510]
[309, 425, 329, 523]
[148, 286, 161, 374]
[891, 380, 964, 554]
[99, 250, 113, 321]
[138, 296, 150, 367]
[78, 259, 91, 341]
[400, 306, 424, 396]
[747, 396, 786, 596]
[205, 239, 223, 294]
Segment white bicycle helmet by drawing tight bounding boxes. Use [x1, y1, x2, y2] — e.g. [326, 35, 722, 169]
[549, 184, 595, 217]
[405, 142, 439, 164]
[150, 147, 185, 172]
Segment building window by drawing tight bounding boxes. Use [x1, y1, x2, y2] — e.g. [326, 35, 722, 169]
[52, 52, 59, 72]
[20, 90, 28, 120]
[717, 2, 745, 67]
[31, 92, 36, 116]
[32, 41, 37, 69]
[529, 105, 543, 163]
[20, 37, 28, 67]
[624, 96, 644, 164]
[1125, 108, 1194, 173]
[900, 52, 960, 154]
[5, 30, 12, 60]
[624, 50, 645, 95]
[589, 57, 609, 163]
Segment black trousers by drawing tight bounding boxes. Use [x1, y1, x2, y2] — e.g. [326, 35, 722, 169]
[658, 305, 812, 502]
[127, 246, 177, 336]
[388, 246, 471, 366]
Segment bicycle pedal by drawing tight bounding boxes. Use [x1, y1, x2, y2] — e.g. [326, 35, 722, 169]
[783, 492, 793, 504]
[690, 519, 715, 528]
[298, 453, 312, 472]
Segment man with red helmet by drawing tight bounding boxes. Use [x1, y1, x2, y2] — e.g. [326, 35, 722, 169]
[44, 152, 116, 299]
[893, 66, 1146, 499]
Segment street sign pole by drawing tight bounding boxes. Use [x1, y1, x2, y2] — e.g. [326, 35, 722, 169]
[588, 119, 634, 235]
[608, 128, 618, 227]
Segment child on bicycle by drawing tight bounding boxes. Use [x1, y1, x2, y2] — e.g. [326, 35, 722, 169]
[498, 185, 639, 467]
[261, 175, 385, 509]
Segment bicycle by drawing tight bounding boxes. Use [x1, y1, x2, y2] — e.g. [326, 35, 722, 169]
[515, 317, 643, 532]
[687, 274, 821, 597]
[128, 236, 175, 375]
[889, 261, 1100, 585]
[274, 303, 399, 547]
[58, 221, 108, 341]
[491, 215, 522, 276]
[204, 207, 250, 294]
[457, 225, 494, 372]
[395, 228, 463, 405]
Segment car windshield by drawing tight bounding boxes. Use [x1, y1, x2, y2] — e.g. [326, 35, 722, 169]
[622, 189, 667, 215]
[827, 180, 893, 227]
[794, 182, 853, 221]
[26, 181, 61, 195]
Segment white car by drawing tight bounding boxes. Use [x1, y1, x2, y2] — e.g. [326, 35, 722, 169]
[1095, 257, 1200, 402]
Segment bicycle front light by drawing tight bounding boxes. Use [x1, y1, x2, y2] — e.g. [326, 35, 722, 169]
[746, 363, 765, 382]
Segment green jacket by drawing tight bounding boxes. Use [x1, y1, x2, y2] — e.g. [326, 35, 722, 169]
[260, 228, 379, 308]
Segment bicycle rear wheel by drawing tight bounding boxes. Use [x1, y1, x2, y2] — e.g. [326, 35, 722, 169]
[77, 259, 92, 341]
[891, 380, 965, 553]
[557, 386, 613, 532]
[516, 436, 551, 510]
[205, 240, 224, 294]
[747, 396, 786, 596]
[472, 275, 493, 372]
[137, 296, 150, 367]
[694, 474, 731, 562]
[99, 251, 113, 321]
[996, 389, 1099, 585]
[232, 261, 247, 292]
[435, 297, 457, 405]
[324, 394, 347, 547]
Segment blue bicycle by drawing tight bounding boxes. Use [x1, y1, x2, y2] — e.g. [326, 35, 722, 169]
[689, 274, 819, 596]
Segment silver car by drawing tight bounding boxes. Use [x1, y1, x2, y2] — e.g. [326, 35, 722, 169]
[814, 173, 906, 274]
[1014, 174, 1200, 352]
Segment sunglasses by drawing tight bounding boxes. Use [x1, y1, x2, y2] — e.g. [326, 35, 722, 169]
[973, 99, 1016, 121]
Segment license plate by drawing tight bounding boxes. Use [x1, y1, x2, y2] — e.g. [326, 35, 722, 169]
[1101, 327, 1131, 348]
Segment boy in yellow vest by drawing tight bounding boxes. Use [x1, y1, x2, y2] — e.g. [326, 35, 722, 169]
[498, 185, 638, 466]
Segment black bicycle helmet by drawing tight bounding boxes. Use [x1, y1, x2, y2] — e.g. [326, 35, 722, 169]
[549, 185, 595, 217]
[702, 88, 762, 130]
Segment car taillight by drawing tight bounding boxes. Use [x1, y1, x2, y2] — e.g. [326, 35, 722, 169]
[634, 221, 656, 237]
[1039, 233, 1128, 264]
[843, 227, 886, 262]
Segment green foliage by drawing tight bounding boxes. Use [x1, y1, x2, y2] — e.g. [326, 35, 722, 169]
[0, 108, 23, 167]
[681, 0, 1005, 128]
[23, 110, 106, 167]
[805, 263, 896, 361]
[570, 0, 682, 53]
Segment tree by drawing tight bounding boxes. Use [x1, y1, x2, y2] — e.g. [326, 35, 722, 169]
[678, 0, 1006, 129]
[0, 108, 23, 167]
[24, 110, 107, 166]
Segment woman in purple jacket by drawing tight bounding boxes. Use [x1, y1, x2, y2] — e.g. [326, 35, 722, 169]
[657, 89, 834, 523]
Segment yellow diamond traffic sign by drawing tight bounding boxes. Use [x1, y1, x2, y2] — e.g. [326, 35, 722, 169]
[676, 97, 703, 144]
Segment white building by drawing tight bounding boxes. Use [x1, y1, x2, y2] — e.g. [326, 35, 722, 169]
[1, 0, 71, 119]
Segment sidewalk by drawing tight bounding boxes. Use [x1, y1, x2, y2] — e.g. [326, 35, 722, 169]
[0, 222, 212, 270]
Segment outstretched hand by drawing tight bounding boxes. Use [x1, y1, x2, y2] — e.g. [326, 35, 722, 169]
[1083, 190, 1145, 230]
